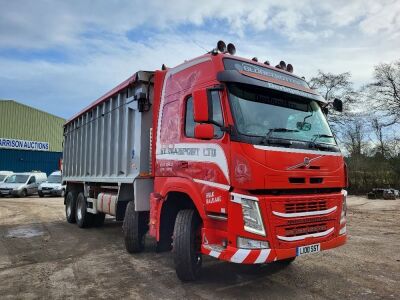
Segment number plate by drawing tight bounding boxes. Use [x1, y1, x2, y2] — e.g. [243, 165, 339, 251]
[296, 243, 320, 256]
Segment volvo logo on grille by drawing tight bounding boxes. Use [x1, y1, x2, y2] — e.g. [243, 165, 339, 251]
[286, 155, 323, 170]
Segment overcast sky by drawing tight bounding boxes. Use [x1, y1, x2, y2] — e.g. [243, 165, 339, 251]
[0, 0, 399, 119]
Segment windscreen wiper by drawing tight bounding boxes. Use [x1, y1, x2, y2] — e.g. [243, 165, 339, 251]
[309, 134, 337, 151]
[263, 128, 299, 146]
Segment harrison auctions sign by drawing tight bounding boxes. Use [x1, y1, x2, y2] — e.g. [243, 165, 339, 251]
[0, 137, 49, 151]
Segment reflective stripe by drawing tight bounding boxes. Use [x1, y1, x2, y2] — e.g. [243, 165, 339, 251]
[193, 179, 230, 191]
[272, 206, 337, 218]
[254, 249, 271, 264]
[339, 226, 347, 235]
[230, 249, 251, 263]
[277, 227, 334, 241]
[209, 250, 221, 258]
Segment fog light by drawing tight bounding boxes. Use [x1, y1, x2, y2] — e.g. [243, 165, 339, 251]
[237, 237, 269, 249]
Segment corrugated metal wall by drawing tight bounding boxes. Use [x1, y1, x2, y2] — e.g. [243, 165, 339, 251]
[0, 100, 65, 152]
[0, 149, 62, 175]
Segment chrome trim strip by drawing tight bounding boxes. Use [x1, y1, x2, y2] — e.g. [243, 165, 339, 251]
[254, 145, 342, 156]
[277, 227, 334, 241]
[272, 206, 337, 218]
[207, 213, 228, 221]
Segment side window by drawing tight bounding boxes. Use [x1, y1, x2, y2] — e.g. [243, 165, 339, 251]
[185, 92, 225, 139]
[28, 176, 36, 184]
[185, 97, 195, 138]
[210, 91, 224, 138]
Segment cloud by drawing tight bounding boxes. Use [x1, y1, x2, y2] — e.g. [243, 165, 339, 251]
[0, 0, 399, 119]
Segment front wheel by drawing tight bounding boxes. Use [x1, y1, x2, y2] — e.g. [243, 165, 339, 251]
[122, 201, 149, 253]
[173, 209, 202, 282]
[19, 189, 27, 198]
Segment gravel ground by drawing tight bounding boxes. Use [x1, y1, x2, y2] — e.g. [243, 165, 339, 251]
[0, 195, 399, 299]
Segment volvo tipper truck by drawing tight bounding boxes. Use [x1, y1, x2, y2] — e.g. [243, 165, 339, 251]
[62, 41, 347, 281]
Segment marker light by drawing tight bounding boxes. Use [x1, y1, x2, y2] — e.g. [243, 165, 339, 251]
[286, 63, 294, 73]
[252, 57, 258, 62]
[217, 40, 227, 53]
[279, 60, 287, 70]
[264, 60, 270, 65]
[227, 43, 236, 55]
[161, 64, 167, 70]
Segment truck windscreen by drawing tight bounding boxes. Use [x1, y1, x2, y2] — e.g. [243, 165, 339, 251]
[228, 83, 336, 146]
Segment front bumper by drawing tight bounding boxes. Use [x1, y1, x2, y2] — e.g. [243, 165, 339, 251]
[202, 233, 347, 264]
[40, 189, 63, 196]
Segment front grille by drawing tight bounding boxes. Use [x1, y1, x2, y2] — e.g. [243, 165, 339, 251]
[42, 187, 53, 191]
[284, 222, 327, 237]
[285, 200, 327, 214]
[0, 188, 11, 191]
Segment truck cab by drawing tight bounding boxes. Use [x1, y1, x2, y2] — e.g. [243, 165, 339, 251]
[150, 49, 347, 280]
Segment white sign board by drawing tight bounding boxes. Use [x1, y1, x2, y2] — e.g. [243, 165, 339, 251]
[0, 137, 49, 151]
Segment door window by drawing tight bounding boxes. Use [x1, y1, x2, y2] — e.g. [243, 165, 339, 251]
[28, 176, 36, 184]
[184, 92, 224, 139]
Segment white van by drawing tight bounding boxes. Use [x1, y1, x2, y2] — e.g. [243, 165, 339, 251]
[0, 171, 13, 183]
[0, 172, 47, 197]
[38, 171, 65, 197]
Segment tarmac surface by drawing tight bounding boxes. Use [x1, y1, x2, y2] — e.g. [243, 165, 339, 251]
[0, 195, 399, 299]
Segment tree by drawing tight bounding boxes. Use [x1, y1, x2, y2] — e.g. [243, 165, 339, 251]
[365, 60, 400, 125]
[308, 71, 357, 134]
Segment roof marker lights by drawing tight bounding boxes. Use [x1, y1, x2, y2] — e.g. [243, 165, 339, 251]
[279, 60, 287, 70]
[286, 63, 294, 73]
[252, 57, 258, 62]
[264, 60, 270, 65]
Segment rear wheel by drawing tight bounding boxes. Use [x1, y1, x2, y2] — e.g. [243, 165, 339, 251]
[65, 192, 77, 223]
[38, 192, 44, 198]
[123, 201, 149, 253]
[75, 192, 93, 228]
[173, 209, 202, 282]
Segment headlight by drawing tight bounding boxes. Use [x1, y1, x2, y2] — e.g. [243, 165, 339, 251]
[38, 186, 42, 190]
[237, 237, 269, 249]
[232, 193, 266, 236]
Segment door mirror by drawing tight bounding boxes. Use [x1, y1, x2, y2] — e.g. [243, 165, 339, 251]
[193, 89, 209, 123]
[194, 124, 214, 140]
[333, 98, 343, 112]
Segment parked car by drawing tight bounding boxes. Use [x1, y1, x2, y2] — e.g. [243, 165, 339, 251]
[367, 188, 399, 200]
[0, 172, 47, 197]
[38, 171, 65, 197]
[0, 171, 13, 183]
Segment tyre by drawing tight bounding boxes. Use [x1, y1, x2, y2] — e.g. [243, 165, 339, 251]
[19, 189, 27, 198]
[75, 192, 93, 228]
[60, 189, 65, 198]
[65, 192, 77, 223]
[122, 201, 149, 253]
[173, 209, 202, 282]
[38, 192, 44, 198]
[93, 212, 106, 227]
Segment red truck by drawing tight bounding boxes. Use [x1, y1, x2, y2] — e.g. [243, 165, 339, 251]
[62, 41, 347, 281]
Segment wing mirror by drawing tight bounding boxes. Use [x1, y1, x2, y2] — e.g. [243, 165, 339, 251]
[193, 89, 209, 122]
[194, 124, 214, 140]
[332, 98, 343, 112]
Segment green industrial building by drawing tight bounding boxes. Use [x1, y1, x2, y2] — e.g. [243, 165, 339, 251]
[0, 100, 66, 175]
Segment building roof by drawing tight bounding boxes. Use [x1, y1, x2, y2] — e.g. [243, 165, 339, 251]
[0, 100, 66, 152]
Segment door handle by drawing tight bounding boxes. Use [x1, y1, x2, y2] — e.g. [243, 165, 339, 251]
[178, 161, 189, 168]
